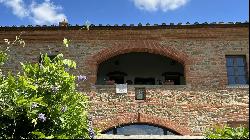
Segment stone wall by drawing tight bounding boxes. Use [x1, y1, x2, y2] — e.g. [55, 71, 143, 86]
[0, 24, 249, 135]
[88, 85, 248, 135]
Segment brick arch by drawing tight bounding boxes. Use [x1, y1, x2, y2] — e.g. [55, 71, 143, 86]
[86, 41, 192, 84]
[94, 113, 192, 136]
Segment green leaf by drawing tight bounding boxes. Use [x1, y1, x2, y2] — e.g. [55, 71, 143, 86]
[32, 131, 46, 138]
[30, 109, 39, 115]
[57, 134, 68, 139]
[57, 53, 64, 58]
[62, 59, 76, 69]
[59, 117, 65, 123]
[16, 96, 28, 106]
[32, 97, 46, 106]
[45, 135, 54, 139]
[27, 84, 38, 91]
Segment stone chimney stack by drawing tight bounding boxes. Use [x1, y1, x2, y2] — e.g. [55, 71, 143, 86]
[59, 19, 68, 27]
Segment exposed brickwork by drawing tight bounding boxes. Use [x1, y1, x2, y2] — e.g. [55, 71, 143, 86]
[89, 86, 248, 135]
[94, 112, 191, 135]
[0, 24, 249, 136]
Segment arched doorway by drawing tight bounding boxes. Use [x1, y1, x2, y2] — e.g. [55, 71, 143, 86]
[93, 113, 192, 135]
[102, 123, 181, 135]
[96, 52, 185, 85]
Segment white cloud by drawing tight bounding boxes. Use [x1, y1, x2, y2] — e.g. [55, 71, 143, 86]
[0, 0, 67, 25]
[132, 0, 189, 12]
[0, 0, 29, 18]
[29, 0, 67, 25]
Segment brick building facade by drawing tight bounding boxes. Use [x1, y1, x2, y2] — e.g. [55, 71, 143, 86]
[0, 22, 249, 135]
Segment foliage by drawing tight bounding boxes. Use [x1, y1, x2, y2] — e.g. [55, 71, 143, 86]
[205, 125, 249, 139]
[0, 33, 25, 66]
[0, 35, 95, 139]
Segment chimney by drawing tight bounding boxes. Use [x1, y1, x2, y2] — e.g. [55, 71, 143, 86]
[59, 19, 68, 27]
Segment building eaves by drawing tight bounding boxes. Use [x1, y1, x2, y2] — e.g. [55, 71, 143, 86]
[0, 21, 248, 31]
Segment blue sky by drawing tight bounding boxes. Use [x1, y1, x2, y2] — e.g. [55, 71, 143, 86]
[0, 0, 249, 26]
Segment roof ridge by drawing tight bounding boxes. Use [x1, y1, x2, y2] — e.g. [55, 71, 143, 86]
[0, 21, 249, 28]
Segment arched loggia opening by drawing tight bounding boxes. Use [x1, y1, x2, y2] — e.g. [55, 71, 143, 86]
[96, 52, 185, 85]
[102, 123, 181, 135]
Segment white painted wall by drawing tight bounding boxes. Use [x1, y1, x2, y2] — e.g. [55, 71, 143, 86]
[97, 53, 185, 85]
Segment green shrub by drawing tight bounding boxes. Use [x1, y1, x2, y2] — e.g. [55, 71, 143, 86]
[0, 54, 92, 139]
[205, 125, 249, 139]
[0, 36, 95, 139]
